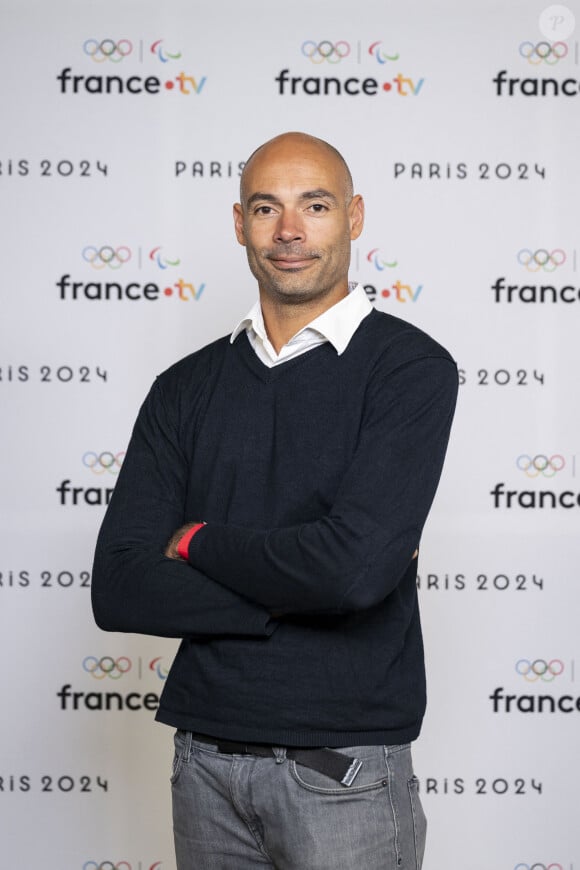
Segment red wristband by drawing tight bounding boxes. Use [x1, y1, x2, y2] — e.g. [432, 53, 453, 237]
[177, 522, 206, 560]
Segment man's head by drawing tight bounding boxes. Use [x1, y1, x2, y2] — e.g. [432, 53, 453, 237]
[233, 132, 364, 307]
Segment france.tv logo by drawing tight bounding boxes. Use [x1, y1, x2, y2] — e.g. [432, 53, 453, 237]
[57, 38, 206, 95]
[56, 244, 205, 302]
[493, 33, 580, 97]
[276, 38, 424, 97]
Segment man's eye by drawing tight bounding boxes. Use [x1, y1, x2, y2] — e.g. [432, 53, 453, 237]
[255, 205, 274, 215]
[308, 203, 328, 213]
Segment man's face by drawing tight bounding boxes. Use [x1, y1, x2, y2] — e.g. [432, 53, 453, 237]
[233, 139, 364, 305]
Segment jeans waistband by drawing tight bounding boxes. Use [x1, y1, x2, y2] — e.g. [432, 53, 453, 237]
[191, 732, 362, 787]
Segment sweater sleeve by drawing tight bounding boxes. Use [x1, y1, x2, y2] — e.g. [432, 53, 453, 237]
[187, 355, 458, 614]
[91, 379, 276, 639]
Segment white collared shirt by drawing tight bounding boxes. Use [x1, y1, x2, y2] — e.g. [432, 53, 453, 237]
[230, 283, 373, 367]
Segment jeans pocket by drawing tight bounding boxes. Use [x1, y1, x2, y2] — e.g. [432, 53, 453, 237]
[289, 745, 390, 796]
[170, 729, 189, 785]
[407, 775, 427, 868]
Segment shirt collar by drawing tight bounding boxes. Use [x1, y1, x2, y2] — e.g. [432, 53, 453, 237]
[230, 283, 372, 356]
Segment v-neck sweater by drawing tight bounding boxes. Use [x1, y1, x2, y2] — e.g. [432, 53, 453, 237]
[92, 308, 458, 747]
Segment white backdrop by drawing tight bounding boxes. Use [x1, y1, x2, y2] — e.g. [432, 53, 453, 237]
[1, 1, 579, 868]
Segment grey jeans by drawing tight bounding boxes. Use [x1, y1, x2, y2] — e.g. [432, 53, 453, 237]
[171, 731, 426, 869]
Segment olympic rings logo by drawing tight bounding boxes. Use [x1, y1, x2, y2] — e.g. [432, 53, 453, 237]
[83, 452, 125, 476]
[83, 39, 133, 63]
[301, 40, 350, 63]
[519, 41, 568, 64]
[515, 659, 564, 682]
[82, 246, 132, 270]
[83, 657, 132, 680]
[83, 864, 162, 870]
[82, 864, 133, 870]
[516, 454, 565, 478]
[517, 248, 566, 272]
[514, 864, 564, 869]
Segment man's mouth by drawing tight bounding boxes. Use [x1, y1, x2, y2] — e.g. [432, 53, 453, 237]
[266, 254, 319, 270]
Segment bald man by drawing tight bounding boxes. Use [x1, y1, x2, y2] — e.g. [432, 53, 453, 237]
[92, 132, 458, 870]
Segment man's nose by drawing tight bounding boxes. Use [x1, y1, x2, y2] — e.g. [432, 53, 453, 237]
[274, 209, 305, 243]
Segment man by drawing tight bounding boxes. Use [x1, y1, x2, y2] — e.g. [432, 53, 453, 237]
[92, 132, 458, 869]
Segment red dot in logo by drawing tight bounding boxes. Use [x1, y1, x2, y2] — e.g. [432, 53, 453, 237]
[164, 287, 173, 296]
[381, 289, 391, 298]
[383, 82, 392, 91]
[165, 80, 174, 90]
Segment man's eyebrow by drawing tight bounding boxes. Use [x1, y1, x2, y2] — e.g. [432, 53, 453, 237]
[246, 192, 279, 208]
[300, 189, 338, 204]
[245, 189, 339, 208]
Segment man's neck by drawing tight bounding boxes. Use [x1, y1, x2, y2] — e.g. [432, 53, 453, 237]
[259, 286, 348, 354]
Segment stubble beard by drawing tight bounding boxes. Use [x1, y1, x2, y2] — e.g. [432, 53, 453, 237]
[247, 243, 350, 307]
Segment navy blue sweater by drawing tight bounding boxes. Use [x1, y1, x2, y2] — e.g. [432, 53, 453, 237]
[92, 309, 458, 746]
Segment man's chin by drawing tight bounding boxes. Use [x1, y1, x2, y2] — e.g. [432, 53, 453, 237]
[262, 281, 325, 304]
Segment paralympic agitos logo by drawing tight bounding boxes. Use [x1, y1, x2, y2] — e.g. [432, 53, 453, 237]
[57, 245, 205, 302]
[276, 39, 425, 97]
[57, 38, 206, 96]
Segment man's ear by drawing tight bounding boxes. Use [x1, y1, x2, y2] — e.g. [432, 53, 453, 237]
[233, 203, 246, 246]
[348, 194, 365, 241]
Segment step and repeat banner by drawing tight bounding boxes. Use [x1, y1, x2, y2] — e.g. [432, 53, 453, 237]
[2, 0, 579, 867]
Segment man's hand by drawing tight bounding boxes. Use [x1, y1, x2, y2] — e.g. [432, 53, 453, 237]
[165, 522, 203, 560]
